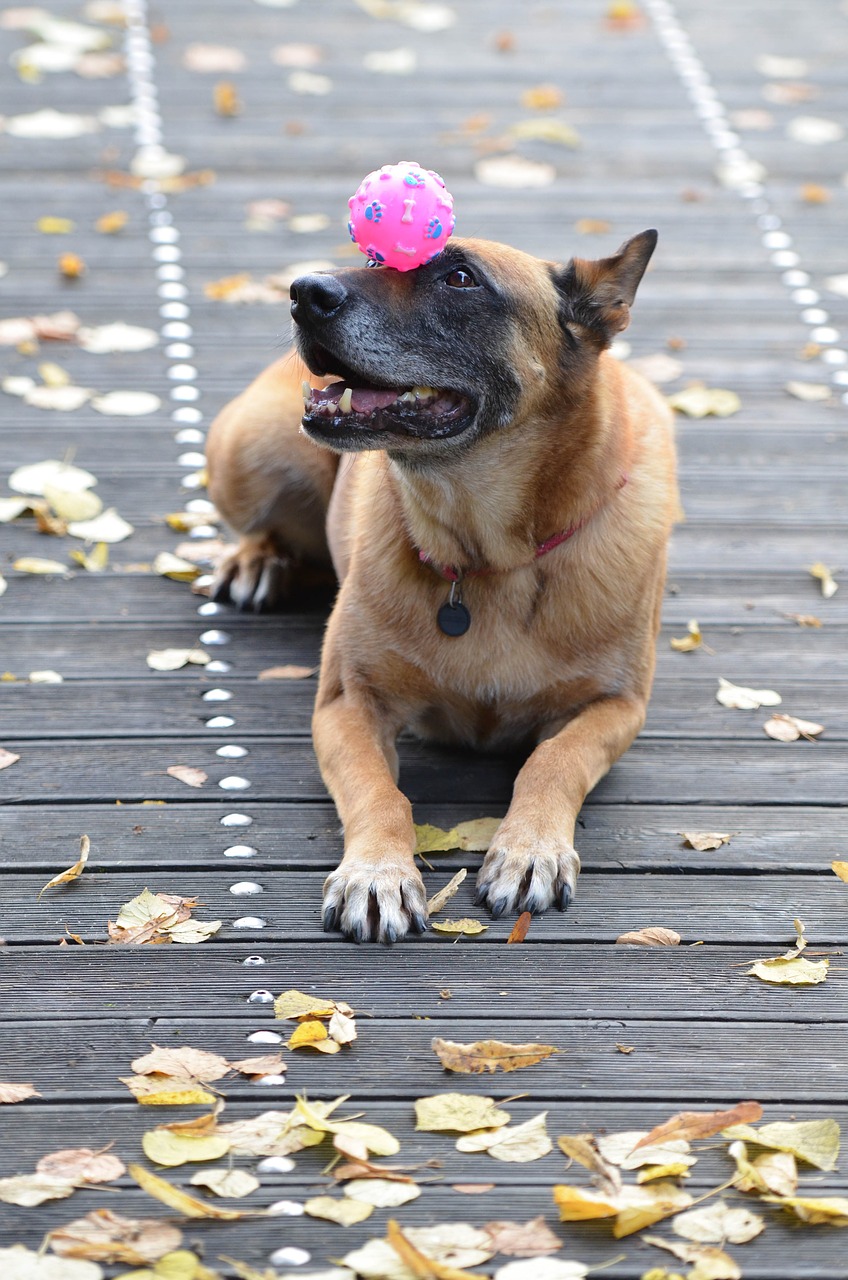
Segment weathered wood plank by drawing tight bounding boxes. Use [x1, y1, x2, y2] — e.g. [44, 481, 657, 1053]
[3, 869, 844, 945]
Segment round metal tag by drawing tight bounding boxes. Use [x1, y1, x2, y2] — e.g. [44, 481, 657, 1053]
[437, 601, 471, 636]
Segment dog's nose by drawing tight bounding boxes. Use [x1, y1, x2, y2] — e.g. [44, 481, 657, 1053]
[290, 273, 348, 327]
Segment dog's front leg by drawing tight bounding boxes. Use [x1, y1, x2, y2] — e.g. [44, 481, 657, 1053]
[476, 695, 647, 918]
[313, 683, 426, 944]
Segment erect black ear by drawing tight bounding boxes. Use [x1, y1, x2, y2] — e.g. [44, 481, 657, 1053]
[555, 229, 658, 344]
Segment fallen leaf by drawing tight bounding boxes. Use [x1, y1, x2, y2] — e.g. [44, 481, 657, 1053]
[0, 496, 31, 521]
[166, 765, 207, 788]
[763, 713, 824, 742]
[0, 1247, 103, 1279]
[494, 1263, 588, 1280]
[727, 1140, 797, 1197]
[667, 386, 741, 418]
[288, 1020, 329, 1049]
[188, 1168, 259, 1198]
[146, 649, 210, 672]
[5, 108, 100, 138]
[460, 1112, 553, 1163]
[507, 912, 532, 943]
[37, 1147, 124, 1184]
[257, 664, 317, 679]
[808, 561, 839, 598]
[108, 889, 220, 945]
[344, 1179, 420, 1208]
[824, 273, 848, 300]
[431, 918, 489, 935]
[722, 1117, 840, 1171]
[0, 1081, 40, 1103]
[59, 253, 86, 279]
[109, 1249, 219, 1280]
[131, 1045, 231, 1082]
[402, 1225, 493, 1270]
[672, 1201, 764, 1244]
[154, 552, 202, 582]
[628, 353, 684, 385]
[128, 1164, 257, 1220]
[747, 954, 829, 985]
[551, 1184, 620, 1221]
[787, 115, 844, 144]
[38, 216, 76, 234]
[474, 154, 556, 189]
[9, 459, 97, 497]
[36, 836, 91, 902]
[431, 1037, 558, 1073]
[414, 817, 500, 854]
[48, 1208, 183, 1263]
[214, 80, 242, 116]
[15, 556, 72, 576]
[141, 1127, 230, 1168]
[634, 1102, 762, 1150]
[762, 1192, 848, 1225]
[453, 1184, 495, 1194]
[68, 508, 134, 543]
[507, 117, 580, 147]
[680, 832, 733, 852]
[642, 1236, 740, 1280]
[414, 1093, 511, 1133]
[756, 54, 808, 78]
[274, 989, 351, 1019]
[832, 861, 848, 882]
[183, 44, 247, 72]
[288, 70, 332, 94]
[575, 217, 612, 234]
[340, 1238, 416, 1280]
[716, 677, 781, 710]
[363, 47, 417, 74]
[556, 1134, 622, 1191]
[0, 1173, 79, 1206]
[785, 380, 831, 401]
[427, 869, 467, 915]
[120, 1076, 218, 1107]
[45, 486, 102, 521]
[216, 1110, 325, 1158]
[95, 210, 130, 234]
[305, 1195, 373, 1224]
[614, 1184, 695, 1237]
[484, 1216, 562, 1257]
[229, 1054, 287, 1077]
[670, 619, 702, 652]
[270, 43, 322, 67]
[783, 612, 822, 627]
[521, 84, 563, 110]
[329, 1008, 358, 1045]
[615, 927, 681, 946]
[91, 391, 161, 416]
[77, 322, 158, 353]
[386, 1219, 479, 1280]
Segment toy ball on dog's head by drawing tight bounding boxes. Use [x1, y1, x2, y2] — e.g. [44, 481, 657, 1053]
[347, 160, 455, 271]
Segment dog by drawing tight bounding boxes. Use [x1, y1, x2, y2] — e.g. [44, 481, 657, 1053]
[206, 230, 678, 942]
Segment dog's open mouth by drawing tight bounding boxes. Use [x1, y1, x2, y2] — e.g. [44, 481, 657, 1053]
[301, 379, 476, 443]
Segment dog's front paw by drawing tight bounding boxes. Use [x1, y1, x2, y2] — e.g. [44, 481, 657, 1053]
[211, 537, 292, 612]
[322, 857, 428, 944]
[476, 827, 580, 918]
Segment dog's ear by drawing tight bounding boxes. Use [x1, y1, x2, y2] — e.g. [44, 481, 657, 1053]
[555, 229, 657, 344]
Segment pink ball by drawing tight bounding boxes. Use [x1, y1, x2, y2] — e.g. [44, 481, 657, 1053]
[347, 160, 455, 271]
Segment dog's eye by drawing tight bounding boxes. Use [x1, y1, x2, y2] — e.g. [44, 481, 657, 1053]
[445, 268, 478, 289]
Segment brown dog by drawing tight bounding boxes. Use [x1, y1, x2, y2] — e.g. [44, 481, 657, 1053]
[206, 232, 678, 942]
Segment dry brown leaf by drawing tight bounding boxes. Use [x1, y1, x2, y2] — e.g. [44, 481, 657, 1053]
[556, 1134, 621, 1193]
[633, 1102, 762, 1151]
[166, 764, 207, 788]
[48, 1208, 182, 1264]
[507, 911, 532, 943]
[784, 612, 822, 627]
[762, 1192, 848, 1224]
[679, 832, 733, 852]
[763, 713, 824, 742]
[229, 1054, 287, 1077]
[36, 1147, 124, 1184]
[38, 835, 90, 900]
[95, 210, 129, 234]
[257, 664, 317, 680]
[615, 926, 681, 946]
[521, 84, 563, 110]
[431, 1037, 558, 1074]
[131, 1044, 231, 1082]
[483, 1216, 561, 1257]
[0, 1081, 40, 1103]
[214, 80, 242, 116]
[575, 218, 612, 234]
[431, 918, 489, 935]
[427, 869, 467, 915]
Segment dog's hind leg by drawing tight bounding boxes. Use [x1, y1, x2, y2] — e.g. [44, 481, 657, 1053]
[206, 354, 339, 611]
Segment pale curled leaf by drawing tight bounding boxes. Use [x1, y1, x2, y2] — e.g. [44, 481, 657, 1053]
[809, 561, 839, 598]
[128, 1164, 259, 1219]
[0, 1247, 103, 1280]
[832, 861, 848, 882]
[616, 926, 680, 946]
[36, 1146, 124, 1184]
[38, 835, 90, 899]
[431, 918, 488, 935]
[343, 1179, 420, 1208]
[667, 386, 740, 418]
[762, 1192, 848, 1225]
[0, 1081, 40, 1103]
[257, 664, 317, 680]
[747, 954, 829, 985]
[385, 1219, 479, 1280]
[47, 1208, 183, 1263]
[130, 1045, 231, 1082]
[642, 1236, 740, 1280]
[763, 713, 824, 742]
[431, 1037, 558, 1074]
[0, 748, 22, 770]
[146, 649, 209, 672]
[483, 1216, 561, 1258]
[727, 1140, 798, 1197]
[188, 1168, 259, 1198]
[426, 868, 467, 915]
[671, 1200, 765, 1244]
[670, 619, 702, 652]
[166, 765, 207, 788]
[304, 1195, 373, 1225]
[0, 1173, 78, 1207]
[680, 832, 733, 852]
[67, 509, 133, 543]
[633, 1102, 762, 1151]
[716, 677, 781, 710]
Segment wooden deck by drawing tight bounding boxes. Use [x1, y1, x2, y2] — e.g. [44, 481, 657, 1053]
[2, 0, 847, 1275]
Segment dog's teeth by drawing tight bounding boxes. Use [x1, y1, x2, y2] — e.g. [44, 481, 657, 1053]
[413, 385, 436, 400]
[301, 380, 312, 405]
[338, 387, 353, 414]
[398, 390, 417, 404]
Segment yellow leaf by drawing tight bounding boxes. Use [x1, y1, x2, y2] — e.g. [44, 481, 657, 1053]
[747, 955, 829, 984]
[722, 1117, 840, 1171]
[213, 81, 242, 117]
[552, 1184, 620, 1221]
[112, 1249, 220, 1280]
[670, 619, 702, 652]
[613, 1184, 694, 1237]
[153, 552, 201, 582]
[343, 1179, 420, 1208]
[507, 117, 581, 147]
[96, 210, 130, 234]
[465, 1112, 552, 1163]
[294, 1098, 400, 1156]
[188, 1169, 259, 1198]
[809, 561, 839, 598]
[642, 1236, 740, 1280]
[59, 252, 86, 278]
[667, 386, 741, 418]
[832, 861, 848, 882]
[763, 1192, 848, 1225]
[120, 1076, 218, 1107]
[37, 216, 75, 234]
[727, 1140, 797, 1196]
[44, 485, 102, 521]
[414, 817, 500, 854]
[288, 1020, 329, 1048]
[37, 834, 90, 899]
[414, 1093, 511, 1133]
[13, 556, 69, 575]
[431, 1037, 558, 1073]
[273, 988, 345, 1020]
[70, 542, 109, 573]
[304, 1194, 373, 1225]
[141, 1130, 229, 1167]
[520, 84, 563, 110]
[637, 1162, 692, 1182]
[128, 1164, 259, 1220]
[430, 918, 489, 935]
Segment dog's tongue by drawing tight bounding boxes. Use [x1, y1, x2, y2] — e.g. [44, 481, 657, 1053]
[322, 380, 399, 413]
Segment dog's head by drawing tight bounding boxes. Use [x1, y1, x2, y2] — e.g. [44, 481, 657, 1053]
[291, 230, 657, 460]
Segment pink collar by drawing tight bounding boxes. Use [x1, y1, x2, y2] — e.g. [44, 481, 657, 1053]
[418, 473, 628, 583]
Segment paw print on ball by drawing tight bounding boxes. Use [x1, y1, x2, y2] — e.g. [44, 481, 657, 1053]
[347, 160, 455, 271]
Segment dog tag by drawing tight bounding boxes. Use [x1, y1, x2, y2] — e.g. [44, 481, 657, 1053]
[437, 600, 471, 636]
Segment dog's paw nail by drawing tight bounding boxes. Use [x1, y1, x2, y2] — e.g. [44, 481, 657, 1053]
[411, 912, 428, 935]
[382, 924, 398, 946]
[559, 884, 573, 911]
[322, 905, 339, 932]
[490, 895, 509, 919]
